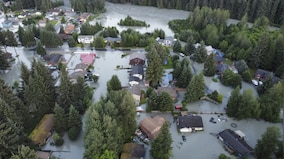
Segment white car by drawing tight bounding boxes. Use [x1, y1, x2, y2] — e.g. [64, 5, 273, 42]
[179, 53, 185, 57]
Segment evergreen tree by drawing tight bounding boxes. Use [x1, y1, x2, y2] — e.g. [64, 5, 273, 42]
[53, 104, 68, 134]
[226, 86, 241, 117]
[71, 77, 89, 114]
[10, 145, 40, 159]
[185, 73, 205, 102]
[58, 64, 73, 112]
[107, 75, 122, 92]
[150, 122, 172, 159]
[193, 41, 207, 63]
[146, 90, 159, 111]
[158, 91, 174, 112]
[36, 41, 46, 56]
[203, 54, 216, 76]
[255, 126, 281, 159]
[67, 36, 76, 47]
[173, 40, 181, 52]
[18, 26, 25, 45]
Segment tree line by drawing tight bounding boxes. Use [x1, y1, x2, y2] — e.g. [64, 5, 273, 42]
[106, 0, 284, 26]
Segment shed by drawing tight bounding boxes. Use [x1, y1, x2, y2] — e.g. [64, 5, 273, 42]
[139, 116, 165, 139]
[29, 114, 54, 146]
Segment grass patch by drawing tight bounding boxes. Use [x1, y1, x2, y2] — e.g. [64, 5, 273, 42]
[50, 20, 58, 25]
[163, 57, 173, 69]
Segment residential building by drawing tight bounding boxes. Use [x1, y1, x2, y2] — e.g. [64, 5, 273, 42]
[64, 23, 75, 35]
[156, 36, 176, 47]
[29, 114, 54, 146]
[255, 68, 281, 83]
[218, 129, 254, 159]
[43, 54, 62, 67]
[130, 65, 144, 80]
[80, 53, 96, 65]
[176, 115, 204, 133]
[78, 35, 94, 44]
[127, 85, 141, 105]
[79, 13, 90, 23]
[129, 52, 146, 65]
[139, 116, 165, 139]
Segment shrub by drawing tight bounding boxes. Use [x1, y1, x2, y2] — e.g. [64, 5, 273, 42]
[217, 94, 223, 103]
[68, 127, 81, 141]
[53, 133, 64, 146]
[212, 77, 218, 82]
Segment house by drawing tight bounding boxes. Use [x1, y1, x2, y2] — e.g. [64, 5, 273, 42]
[36, 151, 51, 159]
[129, 52, 146, 65]
[79, 13, 90, 23]
[69, 70, 87, 83]
[130, 65, 144, 80]
[29, 114, 54, 146]
[218, 129, 254, 159]
[43, 54, 62, 67]
[156, 36, 176, 47]
[127, 85, 141, 105]
[120, 143, 145, 159]
[38, 19, 47, 28]
[2, 20, 12, 29]
[78, 35, 94, 44]
[129, 76, 140, 86]
[176, 115, 204, 133]
[64, 23, 75, 35]
[255, 69, 281, 84]
[74, 63, 89, 71]
[80, 53, 96, 65]
[139, 116, 165, 139]
[104, 37, 122, 45]
[157, 87, 177, 100]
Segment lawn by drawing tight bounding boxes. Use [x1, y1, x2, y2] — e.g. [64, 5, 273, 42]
[163, 57, 173, 69]
[50, 20, 58, 25]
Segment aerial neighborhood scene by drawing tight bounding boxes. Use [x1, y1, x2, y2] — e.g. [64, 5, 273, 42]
[0, 0, 284, 159]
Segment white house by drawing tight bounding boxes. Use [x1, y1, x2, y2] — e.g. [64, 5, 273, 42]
[78, 35, 94, 44]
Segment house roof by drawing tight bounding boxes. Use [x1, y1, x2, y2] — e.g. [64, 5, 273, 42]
[218, 129, 254, 158]
[216, 63, 229, 74]
[74, 63, 89, 70]
[104, 37, 121, 42]
[43, 54, 62, 65]
[80, 53, 95, 65]
[131, 65, 144, 75]
[64, 24, 75, 34]
[121, 143, 145, 159]
[157, 87, 177, 99]
[177, 115, 203, 129]
[36, 151, 51, 159]
[69, 70, 86, 79]
[129, 76, 140, 82]
[139, 116, 165, 139]
[255, 69, 281, 83]
[128, 85, 141, 96]
[29, 114, 54, 146]
[129, 52, 146, 61]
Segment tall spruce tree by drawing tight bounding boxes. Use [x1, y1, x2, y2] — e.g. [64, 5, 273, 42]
[203, 54, 216, 76]
[58, 64, 73, 112]
[185, 73, 205, 102]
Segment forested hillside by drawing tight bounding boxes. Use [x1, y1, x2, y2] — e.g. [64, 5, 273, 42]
[106, 0, 284, 26]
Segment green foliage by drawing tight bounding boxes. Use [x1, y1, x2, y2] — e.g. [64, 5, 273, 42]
[220, 69, 242, 88]
[92, 150, 117, 159]
[255, 126, 281, 159]
[36, 41, 46, 56]
[193, 41, 207, 63]
[150, 122, 172, 159]
[53, 105, 67, 134]
[80, 22, 103, 35]
[53, 133, 64, 146]
[118, 15, 149, 27]
[100, 27, 119, 38]
[67, 36, 77, 47]
[207, 90, 223, 103]
[242, 70, 252, 83]
[173, 40, 181, 52]
[93, 36, 106, 48]
[218, 153, 232, 159]
[174, 58, 193, 88]
[185, 73, 205, 102]
[203, 54, 216, 76]
[107, 75, 122, 92]
[226, 87, 260, 120]
[58, 64, 72, 112]
[68, 126, 81, 141]
[40, 29, 63, 48]
[158, 91, 174, 112]
[10, 145, 39, 159]
[70, 0, 105, 13]
[22, 15, 43, 26]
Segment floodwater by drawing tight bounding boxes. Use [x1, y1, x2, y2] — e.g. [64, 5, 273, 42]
[0, 2, 282, 159]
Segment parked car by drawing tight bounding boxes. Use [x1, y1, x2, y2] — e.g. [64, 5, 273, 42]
[182, 135, 186, 142]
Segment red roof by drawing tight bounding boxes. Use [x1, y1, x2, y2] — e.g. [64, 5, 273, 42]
[80, 53, 95, 65]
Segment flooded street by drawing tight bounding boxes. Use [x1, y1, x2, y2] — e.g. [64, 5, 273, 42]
[0, 2, 282, 159]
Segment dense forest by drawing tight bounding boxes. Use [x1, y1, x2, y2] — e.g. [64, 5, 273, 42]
[106, 0, 284, 26]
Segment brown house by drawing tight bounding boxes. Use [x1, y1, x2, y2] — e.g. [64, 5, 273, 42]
[139, 116, 165, 139]
[120, 143, 145, 159]
[29, 114, 54, 146]
[157, 87, 177, 100]
[64, 24, 75, 34]
[129, 53, 146, 65]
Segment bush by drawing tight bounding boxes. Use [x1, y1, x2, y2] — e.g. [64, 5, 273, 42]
[242, 69, 252, 82]
[53, 133, 64, 146]
[217, 94, 223, 103]
[212, 77, 218, 82]
[208, 90, 223, 103]
[68, 127, 81, 141]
